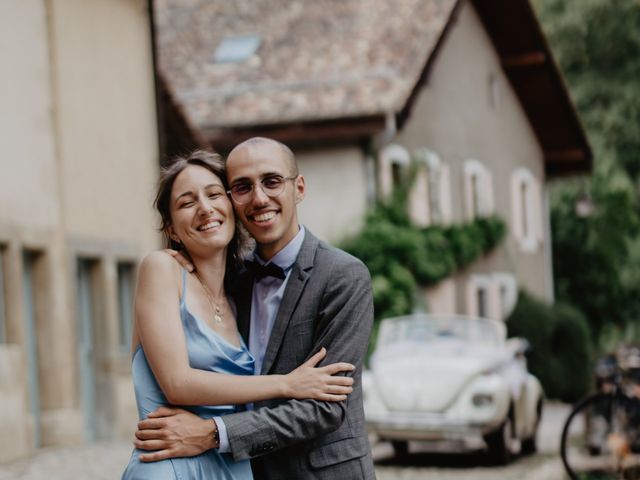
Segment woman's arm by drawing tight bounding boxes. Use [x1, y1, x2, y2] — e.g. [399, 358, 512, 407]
[136, 252, 353, 406]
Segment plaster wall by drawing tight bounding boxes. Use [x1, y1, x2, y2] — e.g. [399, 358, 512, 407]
[394, 0, 551, 308]
[297, 146, 369, 244]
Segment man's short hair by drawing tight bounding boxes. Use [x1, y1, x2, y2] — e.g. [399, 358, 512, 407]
[229, 137, 299, 176]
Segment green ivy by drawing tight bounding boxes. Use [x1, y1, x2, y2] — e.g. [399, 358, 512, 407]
[341, 177, 506, 321]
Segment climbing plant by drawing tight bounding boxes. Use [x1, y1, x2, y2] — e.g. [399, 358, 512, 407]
[341, 173, 506, 322]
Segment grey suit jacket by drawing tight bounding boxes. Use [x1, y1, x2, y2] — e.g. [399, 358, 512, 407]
[222, 229, 375, 479]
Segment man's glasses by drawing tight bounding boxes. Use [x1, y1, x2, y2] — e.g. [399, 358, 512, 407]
[228, 175, 298, 205]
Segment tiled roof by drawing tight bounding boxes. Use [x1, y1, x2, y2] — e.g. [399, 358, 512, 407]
[154, 0, 458, 129]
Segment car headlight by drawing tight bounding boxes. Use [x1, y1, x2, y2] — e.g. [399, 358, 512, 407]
[471, 393, 494, 407]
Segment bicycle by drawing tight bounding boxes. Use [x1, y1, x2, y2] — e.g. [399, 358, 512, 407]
[560, 348, 640, 480]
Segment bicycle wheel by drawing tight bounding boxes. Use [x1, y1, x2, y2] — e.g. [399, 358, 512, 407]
[561, 392, 640, 480]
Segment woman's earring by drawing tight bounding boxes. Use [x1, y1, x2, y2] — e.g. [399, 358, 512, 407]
[170, 233, 183, 249]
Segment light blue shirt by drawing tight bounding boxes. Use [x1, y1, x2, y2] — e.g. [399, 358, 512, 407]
[214, 226, 306, 452]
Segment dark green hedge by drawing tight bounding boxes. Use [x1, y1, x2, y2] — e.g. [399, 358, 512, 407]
[507, 291, 592, 402]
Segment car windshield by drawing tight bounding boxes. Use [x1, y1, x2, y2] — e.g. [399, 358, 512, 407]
[376, 315, 505, 350]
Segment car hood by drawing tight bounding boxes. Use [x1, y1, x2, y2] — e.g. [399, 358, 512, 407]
[371, 342, 509, 412]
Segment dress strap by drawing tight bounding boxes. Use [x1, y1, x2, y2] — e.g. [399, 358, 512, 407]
[179, 268, 187, 307]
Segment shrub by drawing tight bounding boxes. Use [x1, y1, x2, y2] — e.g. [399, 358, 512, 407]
[507, 291, 592, 402]
[370, 264, 416, 320]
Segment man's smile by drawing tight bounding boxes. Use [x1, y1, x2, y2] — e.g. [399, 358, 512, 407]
[249, 210, 279, 224]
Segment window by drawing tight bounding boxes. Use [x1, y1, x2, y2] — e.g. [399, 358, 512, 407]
[379, 145, 453, 225]
[0, 247, 6, 343]
[117, 263, 135, 350]
[23, 250, 43, 447]
[463, 159, 494, 220]
[391, 162, 404, 189]
[471, 173, 480, 218]
[76, 258, 100, 441]
[213, 34, 262, 63]
[521, 182, 529, 238]
[378, 144, 410, 198]
[499, 285, 508, 318]
[493, 273, 518, 320]
[411, 148, 453, 226]
[467, 275, 494, 319]
[477, 287, 487, 319]
[467, 273, 517, 321]
[409, 165, 431, 227]
[511, 168, 543, 252]
[439, 164, 453, 224]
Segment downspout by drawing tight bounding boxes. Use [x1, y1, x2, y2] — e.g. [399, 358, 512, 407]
[381, 111, 398, 146]
[543, 183, 555, 302]
[365, 111, 398, 207]
[147, 0, 166, 163]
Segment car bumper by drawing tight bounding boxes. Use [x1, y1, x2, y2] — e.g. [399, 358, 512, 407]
[366, 411, 500, 442]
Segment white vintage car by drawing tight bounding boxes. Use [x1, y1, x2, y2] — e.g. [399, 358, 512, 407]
[363, 314, 543, 463]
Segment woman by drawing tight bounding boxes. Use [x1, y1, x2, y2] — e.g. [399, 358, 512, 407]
[122, 151, 354, 480]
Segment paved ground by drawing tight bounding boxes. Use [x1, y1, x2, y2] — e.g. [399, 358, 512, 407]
[373, 401, 569, 480]
[0, 403, 570, 480]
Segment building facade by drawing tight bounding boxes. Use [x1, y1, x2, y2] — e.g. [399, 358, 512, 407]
[156, 0, 591, 322]
[387, 1, 552, 317]
[0, 0, 159, 462]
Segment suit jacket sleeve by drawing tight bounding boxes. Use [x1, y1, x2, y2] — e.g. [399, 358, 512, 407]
[222, 257, 373, 461]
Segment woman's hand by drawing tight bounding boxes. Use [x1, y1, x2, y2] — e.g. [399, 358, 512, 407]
[163, 249, 194, 272]
[284, 347, 355, 401]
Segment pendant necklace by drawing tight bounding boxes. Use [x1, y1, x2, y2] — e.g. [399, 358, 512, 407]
[193, 271, 224, 323]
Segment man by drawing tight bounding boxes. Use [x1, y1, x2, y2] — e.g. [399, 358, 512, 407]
[135, 137, 375, 479]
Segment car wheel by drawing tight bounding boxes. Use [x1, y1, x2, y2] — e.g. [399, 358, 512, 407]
[521, 434, 536, 455]
[484, 417, 516, 465]
[391, 440, 409, 457]
[521, 399, 543, 455]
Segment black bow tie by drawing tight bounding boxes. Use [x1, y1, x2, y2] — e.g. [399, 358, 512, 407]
[244, 260, 286, 281]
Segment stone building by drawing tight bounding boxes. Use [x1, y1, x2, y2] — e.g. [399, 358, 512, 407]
[155, 0, 591, 318]
[0, 0, 159, 462]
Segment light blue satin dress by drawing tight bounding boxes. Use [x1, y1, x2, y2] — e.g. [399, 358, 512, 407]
[122, 269, 254, 480]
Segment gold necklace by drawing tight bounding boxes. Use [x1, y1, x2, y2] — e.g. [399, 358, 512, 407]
[193, 271, 224, 323]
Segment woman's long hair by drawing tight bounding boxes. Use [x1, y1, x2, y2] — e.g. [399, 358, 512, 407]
[154, 150, 251, 290]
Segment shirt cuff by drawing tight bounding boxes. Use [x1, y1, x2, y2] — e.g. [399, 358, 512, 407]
[213, 416, 230, 453]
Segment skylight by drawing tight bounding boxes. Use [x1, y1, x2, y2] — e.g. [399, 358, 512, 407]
[213, 34, 262, 63]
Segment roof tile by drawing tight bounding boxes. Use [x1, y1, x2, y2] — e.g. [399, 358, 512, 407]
[155, 0, 458, 128]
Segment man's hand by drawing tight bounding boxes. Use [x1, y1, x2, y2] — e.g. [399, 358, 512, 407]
[134, 407, 217, 462]
[163, 249, 194, 273]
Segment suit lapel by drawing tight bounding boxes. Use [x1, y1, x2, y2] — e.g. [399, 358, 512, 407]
[260, 232, 318, 374]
